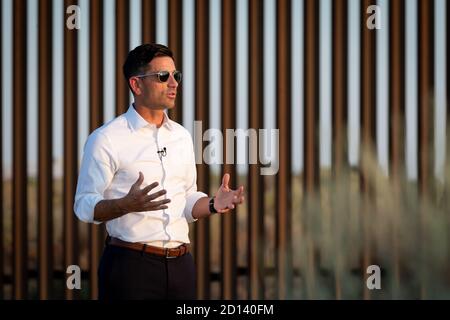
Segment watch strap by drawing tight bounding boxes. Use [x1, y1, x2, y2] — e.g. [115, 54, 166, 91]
[209, 197, 218, 214]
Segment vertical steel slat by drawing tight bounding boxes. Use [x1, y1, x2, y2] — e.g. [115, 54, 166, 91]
[194, 0, 211, 300]
[418, 0, 434, 197]
[276, 0, 293, 300]
[168, 0, 183, 123]
[248, 0, 265, 300]
[418, 0, 434, 299]
[221, 0, 237, 300]
[303, 0, 318, 299]
[142, 0, 156, 44]
[389, 0, 405, 299]
[389, 0, 405, 180]
[38, 0, 53, 300]
[13, 0, 28, 300]
[304, 0, 319, 194]
[332, 0, 347, 177]
[361, 0, 377, 182]
[361, 0, 377, 300]
[64, 0, 79, 300]
[0, 0, 3, 300]
[89, 0, 105, 300]
[332, 0, 348, 300]
[115, 0, 130, 115]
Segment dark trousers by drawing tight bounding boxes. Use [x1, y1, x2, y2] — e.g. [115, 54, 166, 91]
[98, 244, 196, 300]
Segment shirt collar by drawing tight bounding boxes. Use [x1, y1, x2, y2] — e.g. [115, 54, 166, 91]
[126, 104, 174, 131]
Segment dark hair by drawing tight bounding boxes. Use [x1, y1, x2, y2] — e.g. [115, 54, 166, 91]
[123, 43, 174, 92]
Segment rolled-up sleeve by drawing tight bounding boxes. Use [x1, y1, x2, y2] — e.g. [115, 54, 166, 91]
[74, 131, 117, 224]
[183, 134, 207, 223]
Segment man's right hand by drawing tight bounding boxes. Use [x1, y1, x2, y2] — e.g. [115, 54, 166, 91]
[94, 172, 170, 222]
[119, 172, 171, 213]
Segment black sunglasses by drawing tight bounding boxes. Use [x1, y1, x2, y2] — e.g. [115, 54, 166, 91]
[135, 70, 182, 83]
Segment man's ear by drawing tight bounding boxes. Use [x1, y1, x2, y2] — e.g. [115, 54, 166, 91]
[129, 77, 141, 95]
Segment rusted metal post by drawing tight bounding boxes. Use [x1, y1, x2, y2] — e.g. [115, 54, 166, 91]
[142, 0, 156, 44]
[390, 0, 405, 181]
[303, 0, 318, 299]
[418, 0, 434, 299]
[64, 0, 79, 300]
[248, 0, 265, 300]
[361, 0, 377, 185]
[88, 0, 105, 300]
[168, 0, 183, 123]
[221, 0, 237, 300]
[389, 0, 405, 299]
[194, 0, 211, 300]
[13, 0, 28, 300]
[418, 0, 434, 197]
[360, 0, 377, 300]
[332, 0, 348, 300]
[38, 0, 54, 300]
[277, 0, 293, 300]
[304, 1, 319, 194]
[115, 0, 130, 115]
[333, 0, 347, 177]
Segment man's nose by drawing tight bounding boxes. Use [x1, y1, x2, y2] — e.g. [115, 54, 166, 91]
[168, 74, 178, 88]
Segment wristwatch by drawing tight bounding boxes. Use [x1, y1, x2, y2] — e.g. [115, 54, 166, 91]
[209, 197, 218, 214]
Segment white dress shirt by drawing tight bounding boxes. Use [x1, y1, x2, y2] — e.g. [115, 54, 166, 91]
[74, 105, 207, 248]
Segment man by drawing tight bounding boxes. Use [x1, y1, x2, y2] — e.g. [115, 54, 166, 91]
[74, 43, 245, 300]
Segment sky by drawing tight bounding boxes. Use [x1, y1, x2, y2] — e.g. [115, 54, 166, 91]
[1, 0, 448, 180]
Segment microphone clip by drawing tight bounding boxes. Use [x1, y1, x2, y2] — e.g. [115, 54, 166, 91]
[157, 147, 167, 157]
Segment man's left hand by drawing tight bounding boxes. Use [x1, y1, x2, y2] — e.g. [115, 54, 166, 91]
[214, 173, 245, 213]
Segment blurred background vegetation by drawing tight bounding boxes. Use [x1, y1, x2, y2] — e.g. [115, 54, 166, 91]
[2, 138, 449, 299]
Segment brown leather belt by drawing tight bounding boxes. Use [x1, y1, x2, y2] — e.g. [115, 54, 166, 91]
[108, 237, 189, 258]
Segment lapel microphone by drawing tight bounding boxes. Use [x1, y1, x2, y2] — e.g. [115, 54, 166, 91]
[157, 147, 167, 157]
